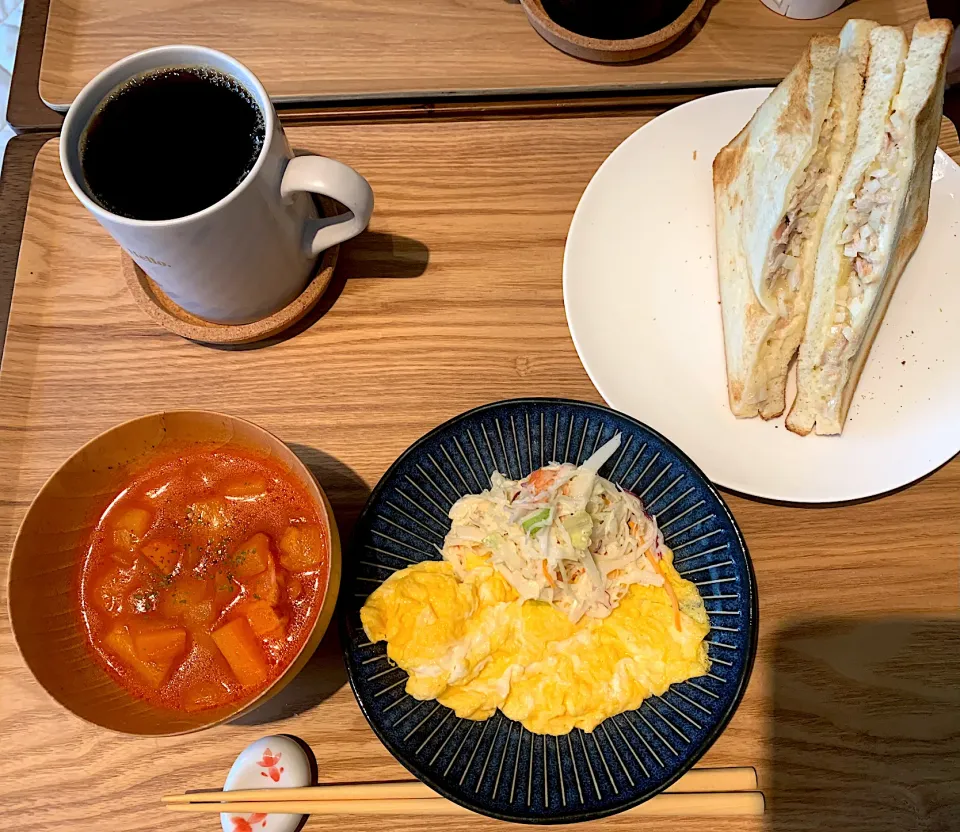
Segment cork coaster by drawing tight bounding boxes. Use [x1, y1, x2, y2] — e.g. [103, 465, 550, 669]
[121, 196, 339, 345]
[519, 0, 706, 63]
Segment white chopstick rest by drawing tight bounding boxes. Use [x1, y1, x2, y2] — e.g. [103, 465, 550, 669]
[218, 736, 311, 832]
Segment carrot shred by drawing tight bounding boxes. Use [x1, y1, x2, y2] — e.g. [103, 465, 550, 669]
[646, 551, 681, 631]
[527, 468, 556, 495]
[541, 559, 556, 587]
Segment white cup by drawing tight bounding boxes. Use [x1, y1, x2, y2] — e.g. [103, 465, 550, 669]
[60, 45, 374, 324]
[758, 0, 845, 19]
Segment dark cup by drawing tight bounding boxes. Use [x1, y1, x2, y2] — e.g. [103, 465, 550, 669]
[541, 0, 691, 40]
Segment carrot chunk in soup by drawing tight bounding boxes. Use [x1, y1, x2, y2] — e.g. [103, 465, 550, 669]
[140, 540, 179, 575]
[190, 630, 233, 676]
[80, 446, 328, 712]
[186, 498, 229, 535]
[132, 624, 187, 666]
[113, 507, 152, 550]
[159, 576, 211, 617]
[266, 629, 287, 644]
[243, 600, 283, 637]
[214, 570, 241, 609]
[262, 615, 288, 642]
[183, 600, 217, 628]
[248, 553, 280, 605]
[103, 623, 167, 689]
[278, 525, 325, 571]
[232, 533, 270, 578]
[212, 617, 269, 687]
[223, 477, 267, 499]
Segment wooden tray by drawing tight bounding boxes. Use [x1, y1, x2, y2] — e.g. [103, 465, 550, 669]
[37, 0, 928, 110]
[1, 112, 959, 832]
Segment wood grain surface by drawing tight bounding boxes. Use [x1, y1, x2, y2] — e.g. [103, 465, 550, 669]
[7, 0, 62, 132]
[0, 133, 53, 344]
[0, 113, 958, 831]
[37, 0, 929, 109]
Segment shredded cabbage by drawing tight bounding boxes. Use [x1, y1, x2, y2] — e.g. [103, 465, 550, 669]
[442, 434, 666, 623]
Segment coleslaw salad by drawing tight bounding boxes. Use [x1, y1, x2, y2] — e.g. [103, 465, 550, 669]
[442, 435, 677, 625]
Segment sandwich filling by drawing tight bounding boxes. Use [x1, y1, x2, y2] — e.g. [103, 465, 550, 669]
[745, 105, 840, 411]
[819, 110, 906, 414]
[764, 105, 839, 319]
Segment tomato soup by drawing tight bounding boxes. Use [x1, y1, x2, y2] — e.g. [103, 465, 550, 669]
[79, 446, 329, 712]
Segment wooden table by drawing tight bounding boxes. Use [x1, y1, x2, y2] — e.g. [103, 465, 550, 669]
[0, 106, 958, 831]
[9, 0, 942, 131]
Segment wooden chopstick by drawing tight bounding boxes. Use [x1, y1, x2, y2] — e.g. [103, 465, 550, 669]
[163, 766, 757, 804]
[165, 791, 765, 817]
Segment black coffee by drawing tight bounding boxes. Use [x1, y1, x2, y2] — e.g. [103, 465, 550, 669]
[541, 0, 688, 41]
[80, 66, 265, 221]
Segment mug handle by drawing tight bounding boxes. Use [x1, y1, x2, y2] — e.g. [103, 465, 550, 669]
[280, 156, 374, 255]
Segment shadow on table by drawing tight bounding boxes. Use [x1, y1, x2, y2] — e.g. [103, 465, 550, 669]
[290, 147, 430, 275]
[770, 617, 960, 831]
[210, 227, 429, 352]
[288, 443, 372, 544]
[337, 230, 430, 281]
[234, 448, 371, 725]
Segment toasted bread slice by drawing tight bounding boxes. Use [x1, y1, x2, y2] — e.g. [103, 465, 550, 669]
[715, 23, 873, 420]
[787, 20, 953, 435]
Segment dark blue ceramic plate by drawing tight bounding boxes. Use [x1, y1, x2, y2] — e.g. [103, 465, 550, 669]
[340, 399, 757, 824]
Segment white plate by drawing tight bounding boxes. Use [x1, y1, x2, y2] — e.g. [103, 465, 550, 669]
[564, 88, 960, 503]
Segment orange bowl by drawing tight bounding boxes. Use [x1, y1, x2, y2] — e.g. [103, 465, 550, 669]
[7, 411, 341, 735]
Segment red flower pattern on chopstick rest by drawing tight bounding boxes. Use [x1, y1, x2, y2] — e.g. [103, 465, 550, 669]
[257, 748, 284, 782]
[231, 814, 267, 832]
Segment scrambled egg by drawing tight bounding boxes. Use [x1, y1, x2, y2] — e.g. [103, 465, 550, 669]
[361, 549, 710, 735]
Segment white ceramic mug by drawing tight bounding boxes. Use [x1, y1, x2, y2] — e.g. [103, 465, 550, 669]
[758, 0, 845, 19]
[60, 45, 374, 324]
